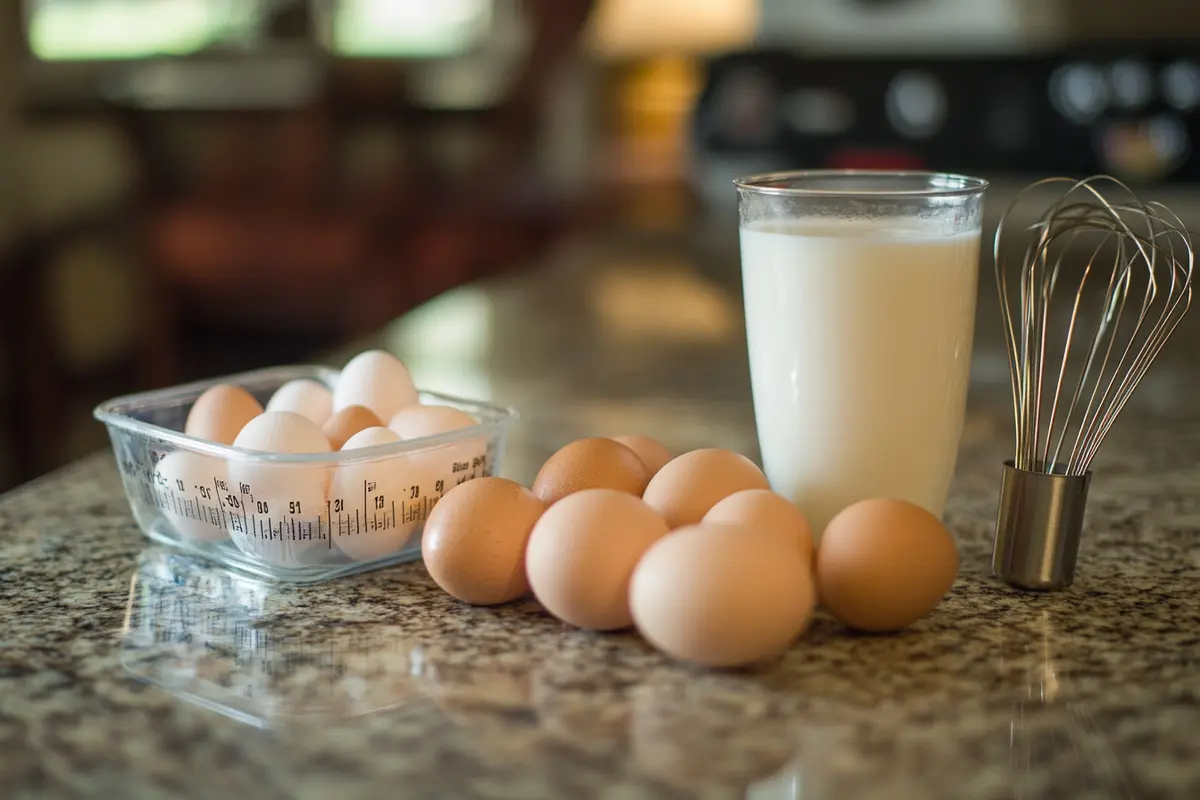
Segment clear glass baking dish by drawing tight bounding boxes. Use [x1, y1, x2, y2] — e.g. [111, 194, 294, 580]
[95, 364, 518, 583]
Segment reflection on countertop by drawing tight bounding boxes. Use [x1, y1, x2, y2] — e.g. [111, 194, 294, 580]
[102, 535, 1197, 799]
[1, 227, 1199, 799]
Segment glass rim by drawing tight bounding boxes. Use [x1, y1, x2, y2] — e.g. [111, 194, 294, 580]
[733, 169, 989, 199]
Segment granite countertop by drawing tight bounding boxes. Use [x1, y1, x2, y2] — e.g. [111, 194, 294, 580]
[2, 228, 1199, 800]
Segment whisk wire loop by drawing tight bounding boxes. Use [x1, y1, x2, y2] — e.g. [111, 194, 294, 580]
[994, 175, 1194, 477]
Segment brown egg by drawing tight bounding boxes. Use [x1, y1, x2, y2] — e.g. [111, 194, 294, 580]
[532, 437, 650, 505]
[611, 435, 673, 478]
[703, 489, 814, 564]
[323, 404, 384, 450]
[185, 384, 263, 445]
[525, 488, 670, 630]
[421, 477, 545, 605]
[630, 522, 814, 668]
[642, 449, 770, 528]
[816, 498, 959, 632]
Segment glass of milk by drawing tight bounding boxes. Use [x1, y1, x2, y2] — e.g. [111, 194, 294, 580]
[735, 170, 988, 541]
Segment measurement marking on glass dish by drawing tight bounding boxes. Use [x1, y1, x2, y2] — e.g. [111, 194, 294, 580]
[142, 477, 474, 541]
[129, 446, 493, 546]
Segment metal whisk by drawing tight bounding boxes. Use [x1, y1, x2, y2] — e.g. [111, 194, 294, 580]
[992, 175, 1194, 591]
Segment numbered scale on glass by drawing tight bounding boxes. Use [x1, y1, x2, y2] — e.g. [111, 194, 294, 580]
[116, 441, 492, 558]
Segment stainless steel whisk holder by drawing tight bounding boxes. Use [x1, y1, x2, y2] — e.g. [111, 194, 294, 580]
[992, 175, 1193, 592]
[993, 462, 1091, 591]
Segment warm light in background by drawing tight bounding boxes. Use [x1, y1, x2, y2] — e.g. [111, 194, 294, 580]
[608, 56, 705, 184]
[584, 0, 758, 186]
[585, 0, 757, 58]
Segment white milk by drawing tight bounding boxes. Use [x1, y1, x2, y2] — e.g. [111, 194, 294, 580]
[739, 219, 980, 540]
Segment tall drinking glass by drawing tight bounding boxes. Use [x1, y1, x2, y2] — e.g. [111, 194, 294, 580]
[735, 170, 988, 541]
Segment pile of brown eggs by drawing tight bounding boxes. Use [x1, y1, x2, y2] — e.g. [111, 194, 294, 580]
[421, 436, 959, 670]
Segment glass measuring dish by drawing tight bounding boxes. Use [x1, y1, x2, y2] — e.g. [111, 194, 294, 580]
[95, 364, 518, 583]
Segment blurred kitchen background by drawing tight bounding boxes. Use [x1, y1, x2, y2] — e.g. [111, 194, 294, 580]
[3, 0, 1200, 491]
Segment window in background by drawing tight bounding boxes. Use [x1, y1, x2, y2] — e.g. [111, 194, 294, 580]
[24, 0, 269, 60]
[321, 0, 494, 58]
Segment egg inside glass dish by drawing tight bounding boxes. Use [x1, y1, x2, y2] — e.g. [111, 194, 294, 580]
[266, 378, 334, 427]
[333, 349, 419, 421]
[96, 344, 518, 586]
[390, 404, 489, 493]
[226, 410, 335, 568]
[152, 451, 230, 542]
[323, 405, 384, 450]
[184, 384, 263, 446]
[329, 426, 422, 560]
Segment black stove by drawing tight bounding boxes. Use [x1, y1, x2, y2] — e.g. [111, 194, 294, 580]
[690, 45, 1200, 188]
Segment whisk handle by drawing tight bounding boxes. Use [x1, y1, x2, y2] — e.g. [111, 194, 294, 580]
[992, 462, 1092, 591]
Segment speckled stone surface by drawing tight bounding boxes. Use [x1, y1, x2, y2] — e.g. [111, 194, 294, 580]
[2, 232, 1199, 800]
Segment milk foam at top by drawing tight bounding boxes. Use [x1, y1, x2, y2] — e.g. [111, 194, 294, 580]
[739, 219, 980, 539]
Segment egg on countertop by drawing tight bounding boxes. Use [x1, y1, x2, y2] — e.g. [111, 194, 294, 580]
[532, 438, 650, 506]
[816, 498, 959, 633]
[329, 426, 416, 561]
[184, 384, 263, 445]
[332, 349, 419, 422]
[153, 451, 230, 541]
[703, 489, 813, 564]
[266, 379, 334, 427]
[630, 521, 815, 668]
[642, 448, 770, 528]
[525, 488, 670, 630]
[323, 405, 384, 450]
[421, 477, 546, 605]
[611, 435, 673, 478]
[227, 410, 333, 567]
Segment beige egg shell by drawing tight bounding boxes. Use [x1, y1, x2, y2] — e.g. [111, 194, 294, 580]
[421, 477, 545, 606]
[388, 404, 477, 438]
[323, 405, 384, 450]
[330, 426, 416, 561]
[611, 435, 673, 477]
[153, 451, 230, 542]
[630, 522, 815, 668]
[703, 489, 814, 564]
[532, 438, 650, 506]
[266, 379, 334, 427]
[227, 411, 333, 568]
[642, 449, 770, 529]
[390, 404, 488, 492]
[332, 349, 419, 422]
[184, 384, 263, 445]
[525, 488, 670, 631]
[816, 498, 959, 633]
